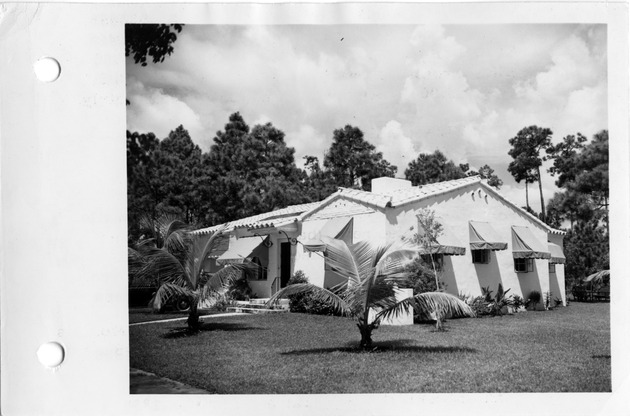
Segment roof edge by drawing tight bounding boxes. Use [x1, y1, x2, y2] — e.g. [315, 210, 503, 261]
[479, 182, 566, 235]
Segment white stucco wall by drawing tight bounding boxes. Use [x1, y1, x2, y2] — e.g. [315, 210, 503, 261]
[294, 210, 387, 287]
[387, 183, 564, 306]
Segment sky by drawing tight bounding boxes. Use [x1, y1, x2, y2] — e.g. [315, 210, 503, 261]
[126, 24, 607, 212]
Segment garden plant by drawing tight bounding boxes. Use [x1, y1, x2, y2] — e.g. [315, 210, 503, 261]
[268, 237, 474, 349]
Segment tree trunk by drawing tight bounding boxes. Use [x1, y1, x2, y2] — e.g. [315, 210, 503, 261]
[187, 300, 200, 331]
[536, 167, 546, 223]
[358, 322, 373, 349]
[430, 255, 439, 291]
[525, 182, 530, 210]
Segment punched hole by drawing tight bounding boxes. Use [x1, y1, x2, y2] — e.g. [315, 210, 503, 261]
[33, 57, 61, 82]
[37, 342, 65, 368]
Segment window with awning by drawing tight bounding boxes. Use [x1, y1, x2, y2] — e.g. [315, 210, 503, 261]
[419, 225, 466, 256]
[548, 242, 566, 264]
[216, 236, 268, 265]
[302, 217, 354, 253]
[469, 221, 508, 251]
[511, 226, 551, 259]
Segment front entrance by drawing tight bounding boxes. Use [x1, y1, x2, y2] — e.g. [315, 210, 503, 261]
[280, 242, 291, 288]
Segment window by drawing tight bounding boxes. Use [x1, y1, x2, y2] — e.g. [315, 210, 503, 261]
[471, 249, 489, 264]
[514, 258, 534, 273]
[549, 263, 556, 273]
[422, 254, 444, 271]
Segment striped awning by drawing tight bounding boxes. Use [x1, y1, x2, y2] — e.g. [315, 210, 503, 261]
[420, 225, 466, 256]
[548, 242, 566, 264]
[216, 237, 266, 265]
[469, 221, 508, 251]
[303, 217, 353, 253]
[511, 226, 551, 259]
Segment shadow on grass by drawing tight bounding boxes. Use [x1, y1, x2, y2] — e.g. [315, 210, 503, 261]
[281, 339, 478, 355]
[162, 322, 266, 339]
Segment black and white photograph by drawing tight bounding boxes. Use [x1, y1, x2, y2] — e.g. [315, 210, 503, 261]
[1, 2, 628, 415]
[126, 23, 611, 393]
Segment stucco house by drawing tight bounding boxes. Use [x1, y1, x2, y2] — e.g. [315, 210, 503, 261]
[193, 176, 567, 308]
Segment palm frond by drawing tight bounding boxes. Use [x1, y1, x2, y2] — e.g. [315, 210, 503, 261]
[203, 264, 244, 292]
[377, 291, 475, 322]
[320, 237, 366, 287]
[151, 282, 194, 311]
[186, 225, 229, 288]
[137, 246, 190, 288]
[128, 247, 147, 286]
[267, 283, 351, 316]
[374, 239, 421, 278]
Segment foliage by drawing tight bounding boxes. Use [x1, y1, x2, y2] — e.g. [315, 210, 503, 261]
[545, 130, 609, 230]
[528, 291, 542, 309]
[405, 151, 502, 189]
[404, 257, 445, 294]
[268, 238, 474, 349]
[226, 277, 253, 301]
[285, 271, 339, 316]
[405, 150, 466, 185]
[511, 295, 526, 311]
[202, 113, 311, 224]
[125, 24, 184, 66]
[484, 284, 512, 316]
[129, 221, 245, 331]
[507, 125, 553, 221]
[563, 220, 609, 288]
[323, 125, 397, 191]
[413, 208, 444, 290]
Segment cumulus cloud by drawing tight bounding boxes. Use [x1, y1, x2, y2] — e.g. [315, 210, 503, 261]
[127, 23, 607, 204]
[126, 80, 204, 144]
[375, 121, 417, 175]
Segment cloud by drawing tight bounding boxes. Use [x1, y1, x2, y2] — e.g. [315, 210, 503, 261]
[375, 120, 417, 175]
[126, 23, 607, 207]
[126, 80, 205, 145]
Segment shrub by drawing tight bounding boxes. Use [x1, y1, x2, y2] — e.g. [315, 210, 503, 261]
[226, 277, 253, 301]
[528, 290, 542, 309]
[511, 295, 525, 311]
[286, 271, 340, 316]
[404, 257, 446, 293]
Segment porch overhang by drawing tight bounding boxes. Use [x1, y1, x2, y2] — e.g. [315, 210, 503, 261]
[233, 218, 299, 239]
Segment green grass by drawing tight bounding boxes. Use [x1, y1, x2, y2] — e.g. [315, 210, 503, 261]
[129, 302, 610, 393]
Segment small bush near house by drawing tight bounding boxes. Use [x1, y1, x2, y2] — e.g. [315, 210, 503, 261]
[404, 257, 446, 293]
[226, 277, 253, 301]
[511, 295, 526, 312]
[528, 290, 542, 309]
[286, 271, 339, 316]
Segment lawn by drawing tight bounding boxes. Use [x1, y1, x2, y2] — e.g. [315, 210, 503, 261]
[129, 307, 226, 324]
[129, 302, 610, 393]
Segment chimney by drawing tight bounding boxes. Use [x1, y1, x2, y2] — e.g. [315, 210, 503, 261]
[371, 177, 412, 194]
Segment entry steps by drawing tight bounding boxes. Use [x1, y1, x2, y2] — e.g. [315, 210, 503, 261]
[227, 298, 290, 314]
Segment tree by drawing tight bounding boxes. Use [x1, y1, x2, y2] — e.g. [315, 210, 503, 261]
[563, 220, 609, 288]
[414, 209, 444, 289]
[130, 220, 243, 331]
[302, 155, 338, 201]
[268, 238, 474, 349]
[202, 113, 311, 224]
[153, 126, 205, 224]
[324, 125, 397, 191]
[406, 152, 502, 189]
[127, 131, 160, 243]
[545, 130, 609, 232]
[125, 24, 184, 66]
[405, 150, 466, 186]
[508, 126, 553, 222]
